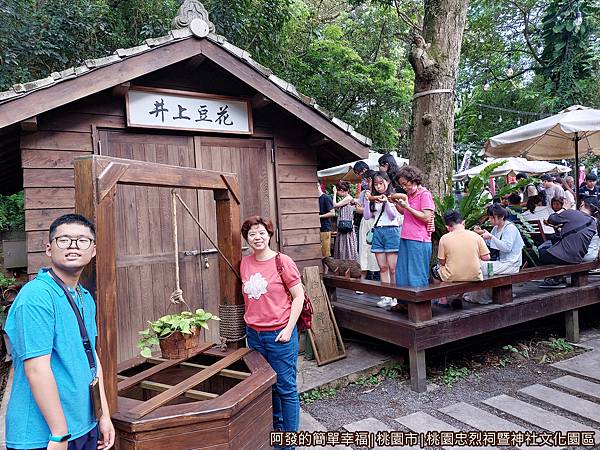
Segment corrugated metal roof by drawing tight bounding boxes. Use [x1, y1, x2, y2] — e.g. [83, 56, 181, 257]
[0, 24, 371, 147]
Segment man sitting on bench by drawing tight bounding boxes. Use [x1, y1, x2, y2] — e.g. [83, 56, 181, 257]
[539, 197, 598, 288]
[433, 210, 491, 308]
[434, 210, 491, 282]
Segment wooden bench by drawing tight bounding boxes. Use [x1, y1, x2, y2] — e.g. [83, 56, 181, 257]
[323, 260, 600, 392]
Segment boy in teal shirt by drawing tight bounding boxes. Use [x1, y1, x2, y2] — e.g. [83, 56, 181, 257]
[5, 214, 114, 450]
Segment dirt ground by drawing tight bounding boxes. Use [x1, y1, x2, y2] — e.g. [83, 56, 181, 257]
[302, 305, 600, 450]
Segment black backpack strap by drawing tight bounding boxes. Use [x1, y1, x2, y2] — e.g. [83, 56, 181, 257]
[49, 269, 96, 375]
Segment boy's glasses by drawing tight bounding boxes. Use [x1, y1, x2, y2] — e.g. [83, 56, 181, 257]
[53, 236, 94, 250]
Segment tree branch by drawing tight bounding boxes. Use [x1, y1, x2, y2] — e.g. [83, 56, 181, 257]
[488, 66, 535, 82]
[393, 0, 422, 34]
[508, 0, 544, 65]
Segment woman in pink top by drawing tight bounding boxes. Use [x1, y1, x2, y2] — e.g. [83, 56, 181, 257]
[394, 166, 435, 287]
[240, 216, 304, 448]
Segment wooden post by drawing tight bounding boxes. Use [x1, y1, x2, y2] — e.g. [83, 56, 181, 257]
[214, 189, 243, 347]
[565, 309, 580, 343]
[571, 271, 588, 287]
[75, 157, 119, 414]
[409, 348, 427, 393]
[492, 285, 513, 304]
[408, 302, 432, 323]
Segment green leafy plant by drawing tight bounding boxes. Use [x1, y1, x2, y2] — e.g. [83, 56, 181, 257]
[300, 387, 337, 405]
[137, 309, 219, 358]
[503, 343, 530, 359]
[433, 160, 538, 262]
[548, 337, 574, 353]
[440, 366, 471, 388]
[0, 192, 24, 232]
[0, 272, 17, 290]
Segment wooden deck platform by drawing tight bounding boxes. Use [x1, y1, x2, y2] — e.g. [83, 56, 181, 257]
[327, 272, 600, 391]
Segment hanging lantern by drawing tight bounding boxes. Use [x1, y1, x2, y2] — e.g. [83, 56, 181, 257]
[506, 65, 514, 77]
[498, 115, 503, 123]
[478, 112, 483, 120]
[483, 80, 491, 91]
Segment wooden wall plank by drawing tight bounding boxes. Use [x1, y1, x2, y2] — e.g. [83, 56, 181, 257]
[279, 198, 319, 214]
[21, 131, 93, 151]
[27, 230, 48, 253]
[279, 183, 320, 199]
[283, 243, 322, 261]
[296, 258, 323, 272]
[23, 169, 74, 188]
[280, 213, 320, 230]
[282, 228, 321, 246]
[273, 165, 317, 183]
[277, 147, 317, 165]
[25, 208, 74, 231]
[64, 94, 126, 117]
[28, 252, 49, 274]
[22, 150, 89, 169]
[25, 188, 74, 209]
[38, 112, 126, 133]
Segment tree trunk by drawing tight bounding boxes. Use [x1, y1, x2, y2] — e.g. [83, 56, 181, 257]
[408, 0, 469, 198]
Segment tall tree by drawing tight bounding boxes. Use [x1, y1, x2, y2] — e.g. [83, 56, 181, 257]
[407, 0, 469, 196]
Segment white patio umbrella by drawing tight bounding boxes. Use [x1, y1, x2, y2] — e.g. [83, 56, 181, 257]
[317, 151, 409, 183]
[485, 105, 600, 163]
[453, 157, 571, 181]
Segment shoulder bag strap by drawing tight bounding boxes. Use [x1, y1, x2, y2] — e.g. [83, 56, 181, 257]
[48, 269, 96, 375]
[560, 218, 595, 239]
[373, 204, 385, 228]
[275, 253, 292, 300]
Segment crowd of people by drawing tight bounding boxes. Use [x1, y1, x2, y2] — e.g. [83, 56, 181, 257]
[318, 154, 600, 309]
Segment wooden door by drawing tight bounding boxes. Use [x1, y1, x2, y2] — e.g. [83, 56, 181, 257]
[98, 131, 276, 360]
[193, 137, 278, 337]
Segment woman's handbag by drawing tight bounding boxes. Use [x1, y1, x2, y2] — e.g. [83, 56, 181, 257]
[337, 219, 354, 233]
[275, 253, 313, 332]
[366, 207, 385, 245]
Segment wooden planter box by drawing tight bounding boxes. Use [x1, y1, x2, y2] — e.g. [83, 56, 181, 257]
[113, 344, 276, 450]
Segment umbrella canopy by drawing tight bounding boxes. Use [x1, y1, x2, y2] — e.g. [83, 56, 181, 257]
[453, 157, 571, 181]
[485, 105, 600, 160]
[317, 151, 409, 183]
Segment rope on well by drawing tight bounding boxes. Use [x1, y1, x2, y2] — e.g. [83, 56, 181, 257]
[170, 190, 186, 306]
[218, 304, 247, 351]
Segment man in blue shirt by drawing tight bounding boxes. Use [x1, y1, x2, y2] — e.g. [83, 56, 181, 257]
[5, 214, 114, 450]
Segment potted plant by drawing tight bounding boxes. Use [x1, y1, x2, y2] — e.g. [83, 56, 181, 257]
[137, 309, 219, 359]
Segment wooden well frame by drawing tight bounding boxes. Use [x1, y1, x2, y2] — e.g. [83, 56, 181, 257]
[74, 154, 244, 413]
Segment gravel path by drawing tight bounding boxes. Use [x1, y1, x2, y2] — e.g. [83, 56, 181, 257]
[302, 308, 600, 449]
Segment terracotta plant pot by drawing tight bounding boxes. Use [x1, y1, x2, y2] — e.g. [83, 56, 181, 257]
[158, 328, 201, 359]
[2, 285, 19, 302]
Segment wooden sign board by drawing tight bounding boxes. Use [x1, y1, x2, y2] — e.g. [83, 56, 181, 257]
[126, 87, 253, 134]
[302, 266, 346, 366]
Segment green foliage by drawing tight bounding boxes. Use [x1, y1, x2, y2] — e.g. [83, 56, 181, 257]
[300, 387, 337, 404]
[503, 343, 530, 359]
[0, 0, 115, 90]
[137, 309, 219, 358]
[0, 272, 17, 290]
[440, 366, 470, 388]
[434, 161, 506, 235]
[0, 192, 24, 233]
[354, 362, 406, 386]
[548, 337, 574, 353]
[538, 0, 599, 109]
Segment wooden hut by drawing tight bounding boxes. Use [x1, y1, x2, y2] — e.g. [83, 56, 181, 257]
[0, 1, 370, 360]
